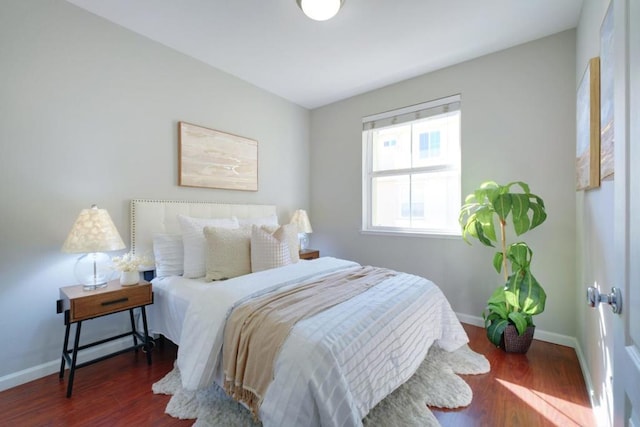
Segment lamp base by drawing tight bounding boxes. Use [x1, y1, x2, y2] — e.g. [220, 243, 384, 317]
[83, 281, 108, 291]
[74, 252, 113, 291]
[299, 233, 309, 251]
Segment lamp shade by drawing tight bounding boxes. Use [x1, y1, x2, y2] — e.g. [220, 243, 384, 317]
[62, 205, 125, 253]
[290, 209, 313, 234]
[296, 0, 344, 21]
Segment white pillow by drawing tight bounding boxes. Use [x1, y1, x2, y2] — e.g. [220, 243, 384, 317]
[178, 215, 239, 278]
[251, 224, 293, 273]
[237, 214, 279, 228]
[204, 226, 252, 281]
[263, 223, 299, 263]
[152, 233, 183, 278]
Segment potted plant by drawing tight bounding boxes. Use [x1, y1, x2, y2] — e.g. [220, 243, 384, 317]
[458, 181, 547, 352]
[111, 252, 152, 286]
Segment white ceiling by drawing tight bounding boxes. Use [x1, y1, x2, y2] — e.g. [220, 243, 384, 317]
[66, 0, 584, 109]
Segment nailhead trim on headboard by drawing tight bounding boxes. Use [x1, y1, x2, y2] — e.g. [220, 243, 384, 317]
[130, 199, 277, 257]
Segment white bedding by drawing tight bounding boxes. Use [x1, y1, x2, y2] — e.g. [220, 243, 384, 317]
[150, 257, 468, 427]
[148, 275, 208, 345]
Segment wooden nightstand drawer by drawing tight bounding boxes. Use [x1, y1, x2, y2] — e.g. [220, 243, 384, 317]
[299, 249, 319, 260]
[60, 281, 152, 323]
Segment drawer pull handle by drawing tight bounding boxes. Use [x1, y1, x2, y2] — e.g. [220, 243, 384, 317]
[101, 297, 129, 306]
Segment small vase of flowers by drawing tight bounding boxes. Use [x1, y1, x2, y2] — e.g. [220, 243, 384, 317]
[111, 252, 151, 286]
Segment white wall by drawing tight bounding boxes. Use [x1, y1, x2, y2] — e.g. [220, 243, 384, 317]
[309, 31, 578, 340]
[0, 0, 309, 386]
[575, 0, 616, 425]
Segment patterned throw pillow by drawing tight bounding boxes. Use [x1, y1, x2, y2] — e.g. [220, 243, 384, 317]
[250, 224, 293, 273]
[204, 226, 252, 281]
[261, 223, 300, 263]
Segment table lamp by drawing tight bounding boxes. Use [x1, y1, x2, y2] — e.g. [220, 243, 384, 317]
[62, 205, 125, 290]
[290, 209, 313, 251]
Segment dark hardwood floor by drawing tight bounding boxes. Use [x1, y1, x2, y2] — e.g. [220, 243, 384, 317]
[0, 323, 594, 426]
[432, 324, 595, 427]
[0, 339, 190, 427]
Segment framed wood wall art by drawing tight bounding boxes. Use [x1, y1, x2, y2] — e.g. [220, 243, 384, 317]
[600, 2, 614, 180]
[576, 57, 601, 191]
[178, 122, 258, 191]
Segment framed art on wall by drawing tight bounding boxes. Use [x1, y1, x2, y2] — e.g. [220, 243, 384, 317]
[600, 2, 615, 180]
[178, 121, 258, 191]
[576, 57, 601, 191]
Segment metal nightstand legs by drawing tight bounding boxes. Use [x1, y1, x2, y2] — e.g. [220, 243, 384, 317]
[59, 307, 153, 397]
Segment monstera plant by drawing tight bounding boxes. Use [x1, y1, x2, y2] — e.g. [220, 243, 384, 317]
[459, 181, 548, 350]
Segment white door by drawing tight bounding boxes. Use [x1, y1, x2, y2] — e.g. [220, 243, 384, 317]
[613, 0, 640, 425]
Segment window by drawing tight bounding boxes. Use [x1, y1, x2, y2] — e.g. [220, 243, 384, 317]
[383, 139, 397, 148]
[362, 95, 461, 235]
[419, 132, 440, 158]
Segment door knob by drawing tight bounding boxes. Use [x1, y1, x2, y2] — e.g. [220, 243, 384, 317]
[587, 286, 622, 314]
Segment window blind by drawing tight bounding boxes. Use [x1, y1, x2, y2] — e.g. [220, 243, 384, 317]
[362, 94, 461, 131]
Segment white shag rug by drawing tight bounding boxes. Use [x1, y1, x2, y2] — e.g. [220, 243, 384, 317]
[152, 344, 490, 427]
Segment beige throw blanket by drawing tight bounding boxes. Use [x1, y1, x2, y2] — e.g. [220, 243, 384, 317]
[222, 265, 396, 417]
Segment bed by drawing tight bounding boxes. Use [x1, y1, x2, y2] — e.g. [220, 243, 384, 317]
[131, 199, 469, 427]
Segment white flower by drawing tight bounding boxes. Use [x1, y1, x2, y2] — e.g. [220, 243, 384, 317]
[111, 252, 152, 272]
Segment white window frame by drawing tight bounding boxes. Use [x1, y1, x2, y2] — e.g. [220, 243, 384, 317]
[362, 94, 462, 237]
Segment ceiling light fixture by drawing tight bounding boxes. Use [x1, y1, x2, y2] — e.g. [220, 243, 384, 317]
[296, 0, 345, 21]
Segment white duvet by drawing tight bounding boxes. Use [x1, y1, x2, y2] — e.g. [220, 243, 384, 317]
[151, 257, 468, 427]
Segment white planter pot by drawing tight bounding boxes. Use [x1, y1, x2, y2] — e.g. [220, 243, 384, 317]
[119, 270, 139, 286]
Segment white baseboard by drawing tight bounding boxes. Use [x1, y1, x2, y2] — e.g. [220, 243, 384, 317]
[573, 342, 612, 427]
[0, 337, 132, 393]
[455, 312, 576, 348]
[456, 313, 484, 328]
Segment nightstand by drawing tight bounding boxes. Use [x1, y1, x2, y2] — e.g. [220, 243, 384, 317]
[299, 249, 320, 260]
[57, 280, 154, 397]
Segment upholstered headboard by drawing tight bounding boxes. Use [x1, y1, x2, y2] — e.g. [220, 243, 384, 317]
[130, 199, 277, 257]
